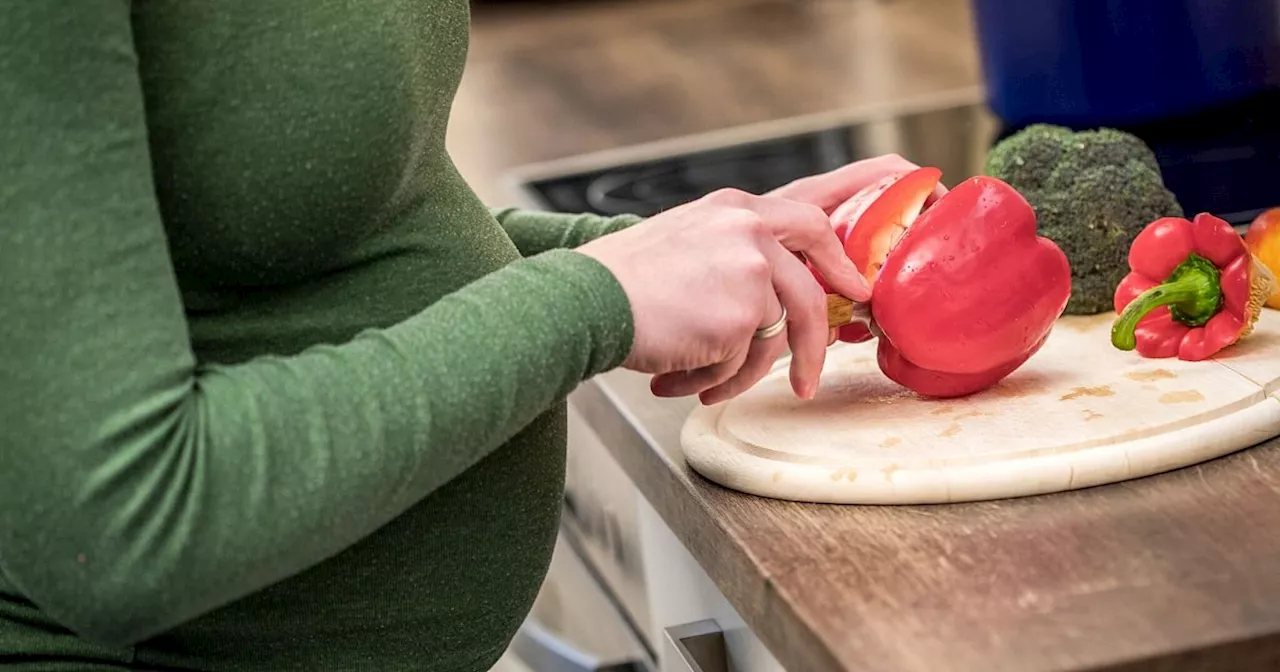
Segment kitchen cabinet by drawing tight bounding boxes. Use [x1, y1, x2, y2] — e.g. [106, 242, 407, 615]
[638, 496, 783, 672]
[522, 406, 786, 672]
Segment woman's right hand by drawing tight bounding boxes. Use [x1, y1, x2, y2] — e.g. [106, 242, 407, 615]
[576, 187, 871, 405]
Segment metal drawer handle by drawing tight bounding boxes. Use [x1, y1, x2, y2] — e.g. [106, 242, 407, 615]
[663, 620, 727, 672]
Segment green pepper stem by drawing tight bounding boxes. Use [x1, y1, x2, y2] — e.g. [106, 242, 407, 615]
[1111, 253, 1223, 351]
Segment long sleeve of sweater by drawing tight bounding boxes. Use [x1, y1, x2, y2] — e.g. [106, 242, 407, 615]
[0, 2, 634, 648]
[490, 206, 643, 257]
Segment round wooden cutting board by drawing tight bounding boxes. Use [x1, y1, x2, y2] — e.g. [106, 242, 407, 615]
[681, 310, 1280, 504]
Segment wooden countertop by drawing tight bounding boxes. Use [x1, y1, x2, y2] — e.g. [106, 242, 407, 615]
[572, 368, 1280, 672]
[452, 1, 1280, 670]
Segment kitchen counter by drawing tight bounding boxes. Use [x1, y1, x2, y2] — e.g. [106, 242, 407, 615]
[571, 360, 1280, 672]
[452, 1, 1280, 671]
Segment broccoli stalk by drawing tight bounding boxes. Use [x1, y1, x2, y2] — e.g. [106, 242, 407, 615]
[982, 124, 1185, 315]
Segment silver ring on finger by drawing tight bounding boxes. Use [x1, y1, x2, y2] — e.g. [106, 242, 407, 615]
[753, 306, 788, 340]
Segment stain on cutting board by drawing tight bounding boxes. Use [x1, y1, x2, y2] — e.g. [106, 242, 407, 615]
[987, 372, 1054, 399]
[1060, 385, 1115, 401]
[938, 411, 989, 437]
[830, 468, 858, 482]
[1126, 368, 1177, 382]
[1159, 390, 1205, 404]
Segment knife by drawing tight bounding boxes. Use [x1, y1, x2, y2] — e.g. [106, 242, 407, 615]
[826, 294, 882, 338]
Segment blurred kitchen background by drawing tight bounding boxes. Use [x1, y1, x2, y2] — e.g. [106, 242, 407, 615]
[453, 1, 1280, 670]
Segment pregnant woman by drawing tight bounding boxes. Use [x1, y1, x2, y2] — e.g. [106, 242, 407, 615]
[1, 3, 917, 670]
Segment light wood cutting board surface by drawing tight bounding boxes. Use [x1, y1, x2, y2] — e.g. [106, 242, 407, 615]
[681, 309, 1280, 504]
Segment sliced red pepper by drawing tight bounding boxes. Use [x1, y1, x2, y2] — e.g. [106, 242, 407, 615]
[1111, 213, 1276, 361]
[810, 168, 943, 344]
[814, 169, 1072, 398]
[840, 167, 941, 285]
[828, 173, 901, 242]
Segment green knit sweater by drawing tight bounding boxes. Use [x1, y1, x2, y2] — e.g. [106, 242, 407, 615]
[0, 2, 641, 670]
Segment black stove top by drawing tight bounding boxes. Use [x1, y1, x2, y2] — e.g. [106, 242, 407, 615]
[516, 93, 1280, 228]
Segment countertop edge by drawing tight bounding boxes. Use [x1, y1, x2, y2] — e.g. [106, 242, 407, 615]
[569, 370, 1280, 672]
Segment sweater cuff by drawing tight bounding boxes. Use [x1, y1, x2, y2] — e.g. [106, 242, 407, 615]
[523, 248, 636, 377]
[599, 213, 644, 235]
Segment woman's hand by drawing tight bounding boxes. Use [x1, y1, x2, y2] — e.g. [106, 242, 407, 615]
[577, 155, 932, 405]
[578, 187, 867, 404]
[766, 153, 949, 212]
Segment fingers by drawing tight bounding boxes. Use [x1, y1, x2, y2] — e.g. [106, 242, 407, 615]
[652, 285, 786, 400]
[697, 289, 790, 405]
[768, 154, 924, 212]
[763, 240, 829, 398]
[693, 239, 833, 404]
[650, 346, 751, 399]
[728, 192, 871, 302]
[698, 326, 789, 405]
[643, 187, 868, 404]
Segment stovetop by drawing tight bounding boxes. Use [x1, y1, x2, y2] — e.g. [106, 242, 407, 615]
[511, 91, 1280, 228]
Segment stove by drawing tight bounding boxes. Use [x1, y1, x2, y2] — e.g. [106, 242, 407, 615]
[508, 89, 1280, 228]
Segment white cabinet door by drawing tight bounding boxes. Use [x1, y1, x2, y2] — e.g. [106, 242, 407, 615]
[637, 497, 785, 672]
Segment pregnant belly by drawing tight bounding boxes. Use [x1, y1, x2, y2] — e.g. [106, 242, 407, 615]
[134, 406, 568, 671]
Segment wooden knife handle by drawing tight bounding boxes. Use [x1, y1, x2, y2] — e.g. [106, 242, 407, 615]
[827, 293, 873, 330]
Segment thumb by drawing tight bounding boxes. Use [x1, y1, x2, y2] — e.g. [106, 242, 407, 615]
[769, 155, 919, 212]
[810, 255, 872, 303]
[827, 263, 873, 303]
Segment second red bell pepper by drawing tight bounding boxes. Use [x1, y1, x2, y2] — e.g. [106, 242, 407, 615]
[1111, 212, 1276, 361]
[812, 168, 1073, 398]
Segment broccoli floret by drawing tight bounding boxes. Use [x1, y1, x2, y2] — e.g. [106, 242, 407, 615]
[983, 124, 1184, 315]
[981, 124, 1073, 192]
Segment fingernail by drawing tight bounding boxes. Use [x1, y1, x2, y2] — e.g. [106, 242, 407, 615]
[856, 279, 873, 301]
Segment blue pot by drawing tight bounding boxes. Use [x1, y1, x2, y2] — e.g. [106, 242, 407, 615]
[973, 0, 1280, 128]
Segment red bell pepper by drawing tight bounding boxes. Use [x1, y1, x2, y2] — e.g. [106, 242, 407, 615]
[817, 169, 941, 344]
[811, 168, 1073, 398]
[1110, 212, 1276, 361]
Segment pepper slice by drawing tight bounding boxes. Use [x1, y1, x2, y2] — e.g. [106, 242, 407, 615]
[1111, 213, 1276, 361]
[838, 167, 942, 285]
[813, 168, 943, 344]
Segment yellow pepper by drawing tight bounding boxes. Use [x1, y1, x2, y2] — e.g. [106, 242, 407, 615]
[1245, 207, 1280, 309]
